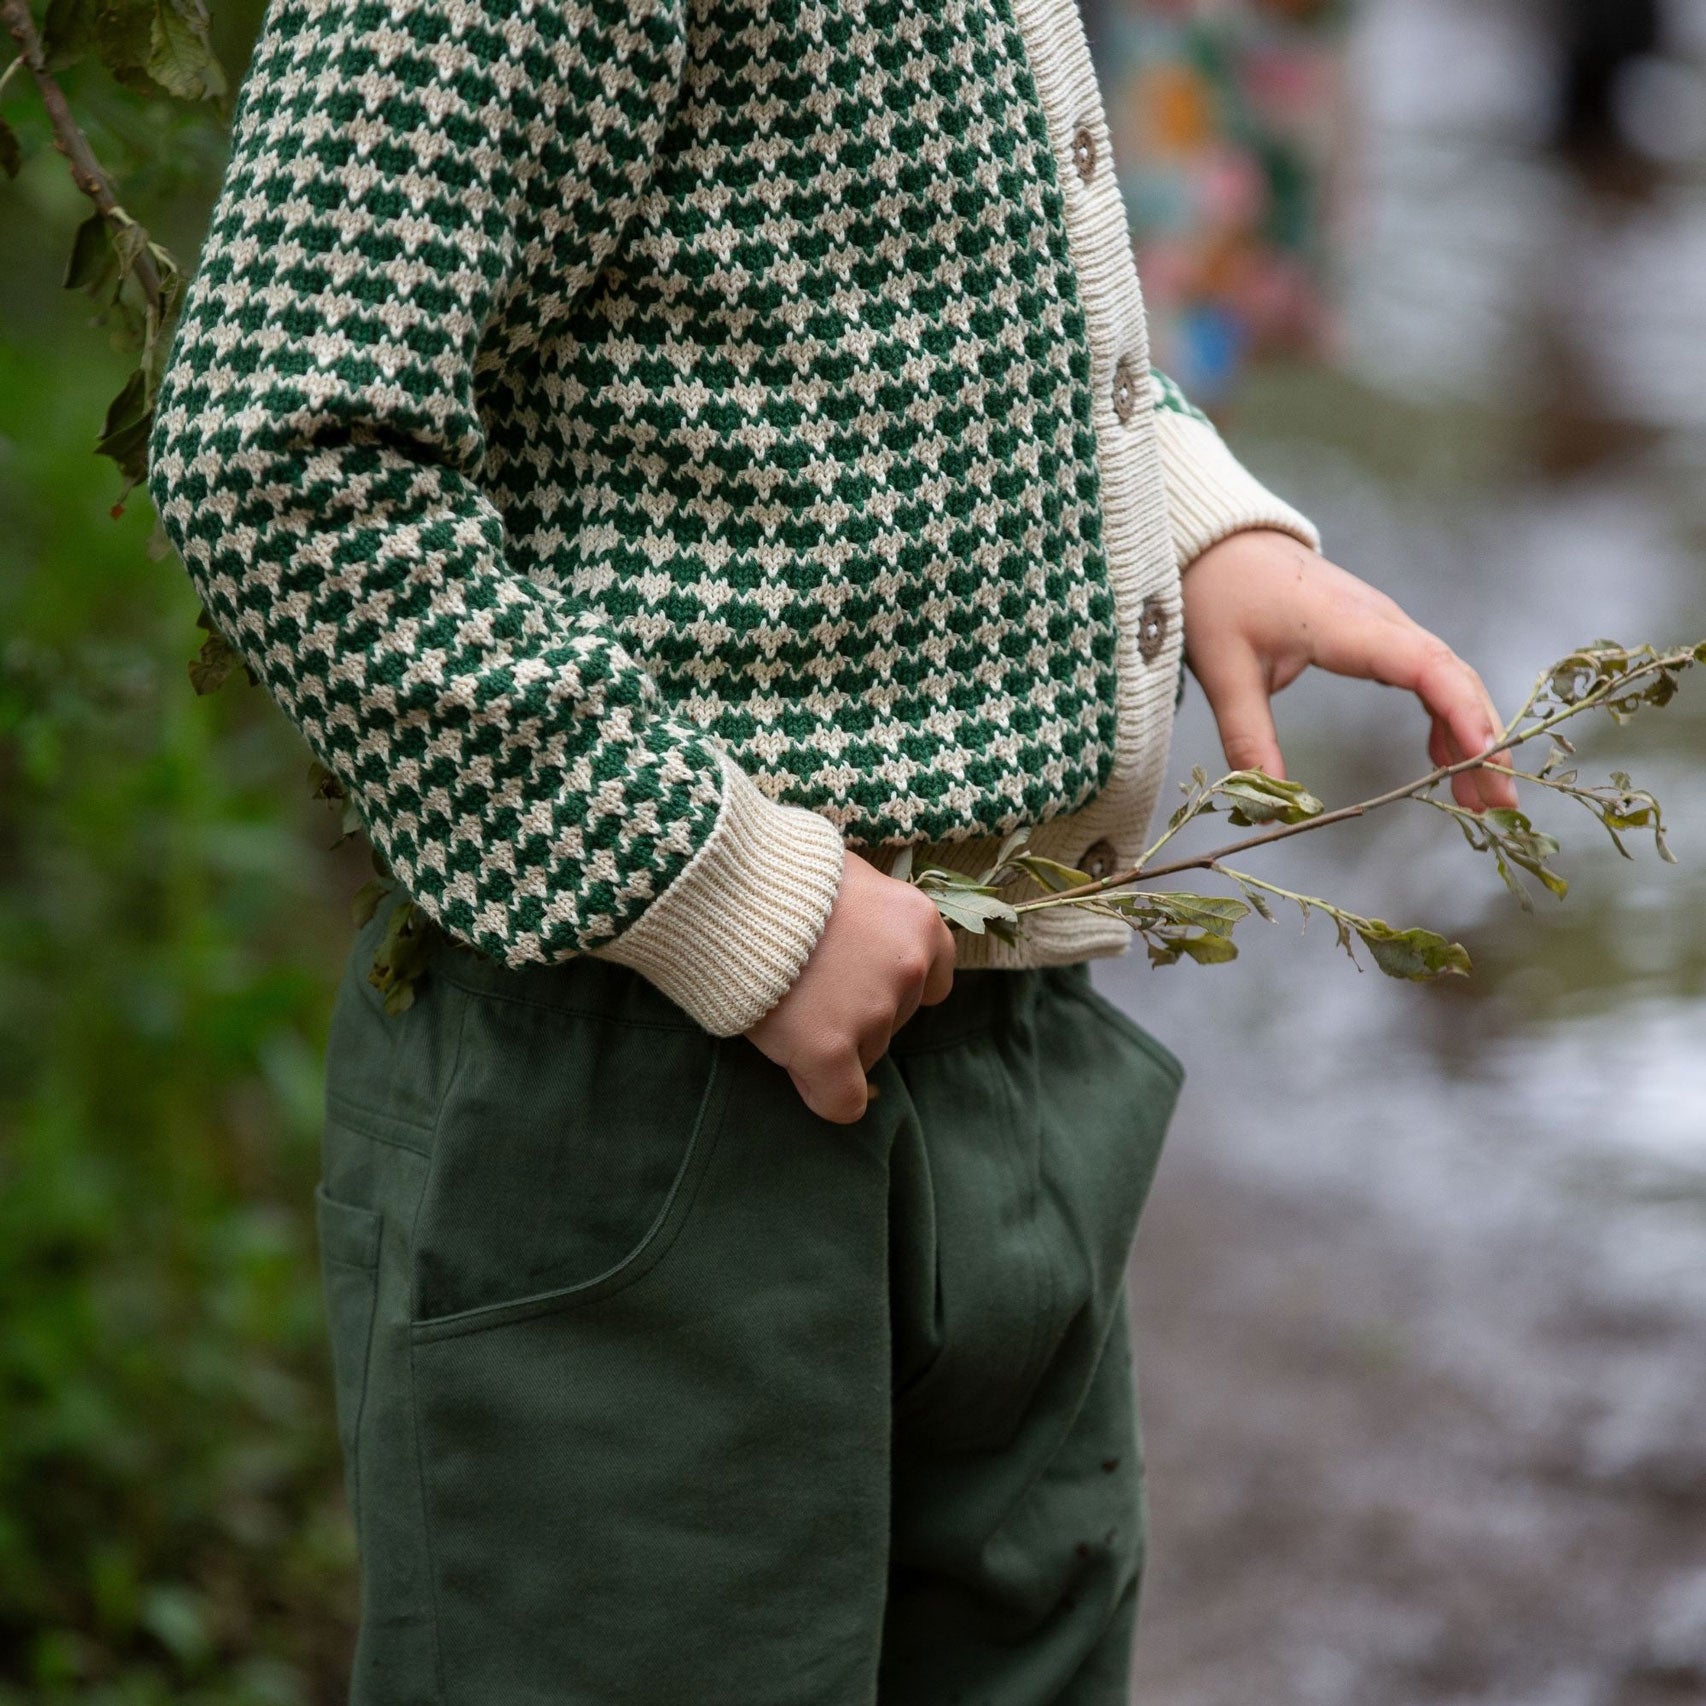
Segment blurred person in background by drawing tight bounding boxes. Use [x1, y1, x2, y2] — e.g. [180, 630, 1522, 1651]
[1077, 0, 1345, 420]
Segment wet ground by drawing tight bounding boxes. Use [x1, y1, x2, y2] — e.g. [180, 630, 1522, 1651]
[1096, 3, 1706, 1699]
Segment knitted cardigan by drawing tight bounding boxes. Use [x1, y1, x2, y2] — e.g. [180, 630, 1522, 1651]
[147, 0, 1321, 1038]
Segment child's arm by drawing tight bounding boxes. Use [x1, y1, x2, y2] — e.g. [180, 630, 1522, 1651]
[146, 0, 951, 1120]
[145, 0, 852, 1043]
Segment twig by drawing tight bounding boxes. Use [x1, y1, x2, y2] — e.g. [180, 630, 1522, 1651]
[1011, 644, 1694, 916]
[0, 0, 165, 303]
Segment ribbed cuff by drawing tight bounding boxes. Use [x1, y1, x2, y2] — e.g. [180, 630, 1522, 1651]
[1153, 405, 1323, 571]
[588, 749, 848, 1037]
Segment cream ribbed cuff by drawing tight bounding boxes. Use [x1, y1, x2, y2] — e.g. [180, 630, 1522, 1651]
[1153, 404, 1322, 570]
[588, 748, 847, 1037]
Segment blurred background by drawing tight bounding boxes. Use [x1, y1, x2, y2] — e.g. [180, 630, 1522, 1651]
[2, 0, 1704, 1701]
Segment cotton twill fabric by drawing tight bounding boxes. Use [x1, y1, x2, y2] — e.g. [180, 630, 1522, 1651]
[315, 896, 1185, 1705]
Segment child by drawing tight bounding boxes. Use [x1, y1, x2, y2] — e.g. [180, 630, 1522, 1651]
[146, 0, 1517, 1698]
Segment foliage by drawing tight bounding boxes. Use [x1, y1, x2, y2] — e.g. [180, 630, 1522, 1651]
[1, 0, 229, 509]
[901, 639, 1704, 978]
[1, 2, 369, 1692]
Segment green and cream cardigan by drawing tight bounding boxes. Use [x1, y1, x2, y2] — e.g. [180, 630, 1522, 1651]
[147, 0, 1319, 1037]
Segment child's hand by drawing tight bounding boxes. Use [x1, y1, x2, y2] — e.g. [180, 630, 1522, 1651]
[743, 851, 957, 1124]
[1180, 529, 1520, 815]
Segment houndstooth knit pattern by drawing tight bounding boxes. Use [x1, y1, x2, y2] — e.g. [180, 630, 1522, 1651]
[148, 0, 1318, 1035]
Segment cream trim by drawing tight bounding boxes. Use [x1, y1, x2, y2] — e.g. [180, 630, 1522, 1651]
[589, 747, 848, 1035]
[1153, 404, 1323, 569]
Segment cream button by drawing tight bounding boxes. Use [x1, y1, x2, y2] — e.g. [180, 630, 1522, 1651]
[1080, 838, 1119, 881]
[1072, 124, 1096, 182]
[1113, 353, 1140, 423]
[1137, 595, 1168, 662]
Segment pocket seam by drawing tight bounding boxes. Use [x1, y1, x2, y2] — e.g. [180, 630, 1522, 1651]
[325, 1091, 437, 1156]
[315, 1181, 384, 1268]
[407, 1037, 733, 1344]
[313, 1184, 383, 1538]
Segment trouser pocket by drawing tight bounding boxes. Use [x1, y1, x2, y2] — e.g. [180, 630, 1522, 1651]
[314, 1181, 383, 1538]
[405, 1011, 896, 1705]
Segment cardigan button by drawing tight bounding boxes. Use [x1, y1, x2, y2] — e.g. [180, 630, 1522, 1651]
[1113, 353, 1140, 423]
[1080, 838, 1119, 881]
[1137, 595, 1168, 662]
[1071, 124, 1096, 182]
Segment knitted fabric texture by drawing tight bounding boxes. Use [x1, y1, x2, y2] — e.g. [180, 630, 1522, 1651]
[147, 0, 1319, 1036]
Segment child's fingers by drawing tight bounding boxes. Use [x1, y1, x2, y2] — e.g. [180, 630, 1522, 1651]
[1433, 711, 1519, 815]
[1434, 718, 1483, 813]
[1202, 656, 1287, 779]
[1317, 614, 1518, 810]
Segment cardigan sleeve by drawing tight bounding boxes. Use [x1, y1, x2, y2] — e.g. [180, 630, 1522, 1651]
[145, 0, 846, 1038]
[1148, 366, 1324, 570]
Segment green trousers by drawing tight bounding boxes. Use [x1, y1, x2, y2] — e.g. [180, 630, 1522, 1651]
[315, 895, 1185, 1706]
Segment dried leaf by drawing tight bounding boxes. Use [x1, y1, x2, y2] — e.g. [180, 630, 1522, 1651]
[1215, 768, 1325, 827]
[1354, 921, 1472, 981]
[307, 760, 345, 802]
[187, 628, 238, 695]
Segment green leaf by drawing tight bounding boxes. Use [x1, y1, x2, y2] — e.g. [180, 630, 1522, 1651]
[63, 213, 112, 293]
[1146, 931, 1237, 967]
[1143, 891, 1250, 929]
[888, 843, 913, 884]
[1354, 920, 1472, 981]
[929, 887, 1020, 936]
[369, 898, 436, 1016]
[0, 116, 21, 180]
[1215, 768, 1325, 827]
[976, 825, 1033, 887]
[95, 0, 155, 87]
[148, 0, 226, 101]
[1236, 881, 1276, 923]
[1011, 853, 1097, 893]
[1177, 932, 1238, 965]
[1491, 847, 1536, 911]
[912, 863, 987, 890]
[42, 0, 98, 68]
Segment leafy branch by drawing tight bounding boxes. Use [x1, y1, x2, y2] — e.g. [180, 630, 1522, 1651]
[900, 639, 1704, 980]
[1, 0, 225, 506]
